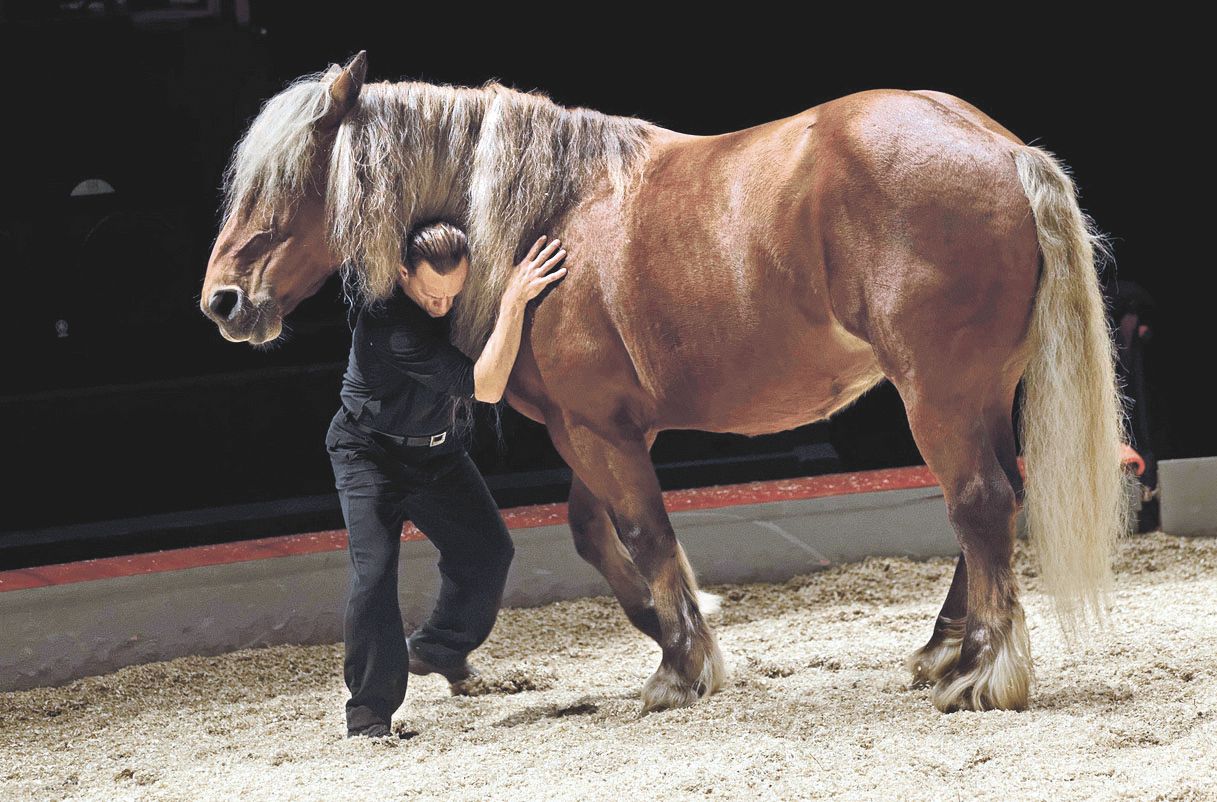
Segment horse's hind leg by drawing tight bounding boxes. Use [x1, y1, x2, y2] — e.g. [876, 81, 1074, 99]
[899, 387, 1032, 711]
[905, 417, 1024, 688]
[548, 417, 727, 712]
[906, 555, 967, 687]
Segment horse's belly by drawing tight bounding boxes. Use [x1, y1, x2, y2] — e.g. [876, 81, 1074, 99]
[653, 324, 885, 435]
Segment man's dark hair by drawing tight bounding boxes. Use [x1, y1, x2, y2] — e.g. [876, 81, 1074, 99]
[403, 220, 469, 274]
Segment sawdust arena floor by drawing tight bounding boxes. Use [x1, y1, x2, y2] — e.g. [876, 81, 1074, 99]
[2, 532, 1216, 801]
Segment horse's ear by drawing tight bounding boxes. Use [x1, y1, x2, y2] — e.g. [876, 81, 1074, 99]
[321, 50, 367, 129]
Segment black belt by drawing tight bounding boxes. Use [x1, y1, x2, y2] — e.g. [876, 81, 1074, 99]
[342, 407, 450, 448]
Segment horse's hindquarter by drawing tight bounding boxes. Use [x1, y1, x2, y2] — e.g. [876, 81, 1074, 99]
[811, 90, 1041, 390]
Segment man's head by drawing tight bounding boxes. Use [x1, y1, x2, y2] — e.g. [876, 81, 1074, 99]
[398, 220, 469, 317]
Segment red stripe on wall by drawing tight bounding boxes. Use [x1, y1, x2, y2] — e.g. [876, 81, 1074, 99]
[0, 465, 938, 593]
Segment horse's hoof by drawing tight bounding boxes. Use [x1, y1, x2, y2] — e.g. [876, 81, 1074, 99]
[905, 617, 964, 688]
[640, 665, 702, 713]
[639, 641, 730, 714]
[930, 612, 1032, 712]
[932, 664, 1030, 712]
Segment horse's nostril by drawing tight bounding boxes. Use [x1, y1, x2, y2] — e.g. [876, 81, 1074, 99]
[209, 289, 241, 321]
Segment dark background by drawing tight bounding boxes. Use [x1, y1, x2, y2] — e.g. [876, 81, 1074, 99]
[0, 4, 1206, 567]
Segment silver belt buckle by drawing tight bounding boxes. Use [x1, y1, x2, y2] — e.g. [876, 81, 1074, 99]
[429, 431, 447, 447]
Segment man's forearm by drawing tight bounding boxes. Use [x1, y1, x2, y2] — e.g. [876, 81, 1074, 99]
[472, 300, 526, 403]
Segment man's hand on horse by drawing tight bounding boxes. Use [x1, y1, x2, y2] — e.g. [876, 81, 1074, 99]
[503, 235, 567, 309]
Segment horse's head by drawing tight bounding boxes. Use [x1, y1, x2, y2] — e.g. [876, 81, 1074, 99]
[200, 52, 367, 345]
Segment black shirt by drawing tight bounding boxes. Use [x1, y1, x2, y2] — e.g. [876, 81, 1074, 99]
[339, 284, 477, 437]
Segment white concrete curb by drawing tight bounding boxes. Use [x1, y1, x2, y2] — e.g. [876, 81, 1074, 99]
[1159, 457, 1217, 536]
[0, 485, 956, 692]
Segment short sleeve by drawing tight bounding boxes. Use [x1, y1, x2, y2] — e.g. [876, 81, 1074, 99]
[368, 324, 477, 400]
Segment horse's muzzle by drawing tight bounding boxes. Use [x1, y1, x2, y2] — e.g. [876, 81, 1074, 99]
[203, 287, 280, 344]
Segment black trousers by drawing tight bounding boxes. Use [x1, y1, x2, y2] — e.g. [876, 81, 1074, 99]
[325, 406, 515, 732]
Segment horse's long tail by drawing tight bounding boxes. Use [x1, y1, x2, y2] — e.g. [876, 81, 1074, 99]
[1012, 145, 1130, 641]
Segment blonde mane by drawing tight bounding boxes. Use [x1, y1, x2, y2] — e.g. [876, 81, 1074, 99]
[326, 75, 657, 355]
[220, 66, 342, 229]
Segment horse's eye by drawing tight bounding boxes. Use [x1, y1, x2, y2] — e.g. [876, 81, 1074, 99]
[238, 228, 275, 255]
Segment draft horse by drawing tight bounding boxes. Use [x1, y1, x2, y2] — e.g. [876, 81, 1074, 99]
[201, 52, 1127, 713]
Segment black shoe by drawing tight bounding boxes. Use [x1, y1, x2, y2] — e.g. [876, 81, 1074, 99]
[346, 722, 392, 739]
[407, 640, 479, 690]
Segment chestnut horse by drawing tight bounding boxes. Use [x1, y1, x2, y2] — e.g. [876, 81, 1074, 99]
[201, 52, 1127, 713]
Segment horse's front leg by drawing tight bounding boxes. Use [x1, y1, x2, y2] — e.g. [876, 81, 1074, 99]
[567, 474, 663, 642]
[548, 417, 728, 712]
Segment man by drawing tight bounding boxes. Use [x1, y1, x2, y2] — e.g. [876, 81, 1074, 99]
[325, 220, 568, 738]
